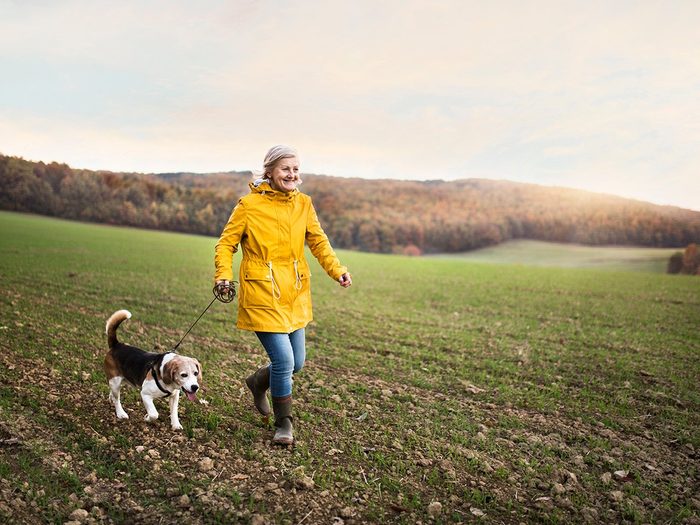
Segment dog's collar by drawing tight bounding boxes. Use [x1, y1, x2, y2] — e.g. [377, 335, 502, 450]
[151, 361, 172, 397]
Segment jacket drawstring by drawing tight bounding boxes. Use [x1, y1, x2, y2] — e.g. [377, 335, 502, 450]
[293, 260, 303, 290]
[267, 262, 282, 300]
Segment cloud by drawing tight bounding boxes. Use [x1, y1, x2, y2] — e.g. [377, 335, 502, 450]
[1, 1, 699, 210]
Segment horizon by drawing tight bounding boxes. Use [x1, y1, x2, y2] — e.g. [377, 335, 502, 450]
[1, 1, 699, 212]
[5, 149, 700, 213]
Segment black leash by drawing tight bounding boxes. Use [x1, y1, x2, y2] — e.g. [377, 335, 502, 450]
[171, 284, 236, 351]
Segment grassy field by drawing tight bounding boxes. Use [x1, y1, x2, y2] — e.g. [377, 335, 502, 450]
[435, 239, 679, 273]
[0, 210, 698, 524]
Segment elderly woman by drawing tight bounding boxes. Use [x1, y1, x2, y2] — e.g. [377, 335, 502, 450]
[214, 145, 351, 445]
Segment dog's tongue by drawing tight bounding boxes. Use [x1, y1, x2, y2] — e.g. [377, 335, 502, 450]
[185, 390, 198, 402]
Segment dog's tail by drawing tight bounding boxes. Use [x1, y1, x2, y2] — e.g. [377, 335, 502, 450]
[106, 310, 132, 349]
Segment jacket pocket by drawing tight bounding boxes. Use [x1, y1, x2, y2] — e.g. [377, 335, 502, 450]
[242, 268, 274, 309]
[297, 261, 311, 283]
[294, 260, 312, 304]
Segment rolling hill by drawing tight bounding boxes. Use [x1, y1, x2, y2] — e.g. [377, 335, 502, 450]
[2, 153, 699, 254]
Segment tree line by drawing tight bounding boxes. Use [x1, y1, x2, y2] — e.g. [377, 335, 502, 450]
[2, 153, 699, 255]
[0, 155, 237, 237]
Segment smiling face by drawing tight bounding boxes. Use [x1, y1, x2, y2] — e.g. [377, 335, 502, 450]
[267, 156, 300, 193]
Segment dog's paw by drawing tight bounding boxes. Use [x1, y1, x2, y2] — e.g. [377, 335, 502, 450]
[144, 414, 159, 423]
[116, 410, 129, 419]
[198, 398, 210, 405]
[171, 422, 183, 431]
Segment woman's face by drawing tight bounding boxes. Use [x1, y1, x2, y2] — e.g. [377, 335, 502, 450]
[268, 156, 300, 193]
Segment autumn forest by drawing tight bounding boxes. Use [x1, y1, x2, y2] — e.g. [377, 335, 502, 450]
[1, 154, 699, 255]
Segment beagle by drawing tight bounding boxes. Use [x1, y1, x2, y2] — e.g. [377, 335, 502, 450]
[104, 309, 202, 430]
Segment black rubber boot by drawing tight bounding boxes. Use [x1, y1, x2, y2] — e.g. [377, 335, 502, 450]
[245, 366, 271, 417]
[271, 396, 294, 446]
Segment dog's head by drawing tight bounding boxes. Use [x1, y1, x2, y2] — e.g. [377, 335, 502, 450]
[162, 356, 202, 401]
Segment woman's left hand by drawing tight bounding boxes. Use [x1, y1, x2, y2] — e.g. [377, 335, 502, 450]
[339, 273, 352, 288]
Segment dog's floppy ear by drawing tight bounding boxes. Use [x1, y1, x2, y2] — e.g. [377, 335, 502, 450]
[194, 359, 202, 380]
[162, 358, 177, 385]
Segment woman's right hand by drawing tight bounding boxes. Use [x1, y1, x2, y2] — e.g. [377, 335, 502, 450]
[215, 280, 231, 294]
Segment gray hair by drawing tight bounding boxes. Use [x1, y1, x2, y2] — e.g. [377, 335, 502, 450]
[263, 145, 298, 178]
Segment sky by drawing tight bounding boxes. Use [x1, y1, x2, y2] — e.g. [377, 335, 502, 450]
[1, 1, 699, 211]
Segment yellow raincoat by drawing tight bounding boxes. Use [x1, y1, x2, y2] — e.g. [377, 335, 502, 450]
[214, 181, 347, 333]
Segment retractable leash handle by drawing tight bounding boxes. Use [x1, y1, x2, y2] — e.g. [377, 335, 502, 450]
[171, 282, 238, 351]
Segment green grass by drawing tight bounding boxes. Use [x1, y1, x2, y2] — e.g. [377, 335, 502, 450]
[0, 210, 698, 524]
[436, 238, 679, 272]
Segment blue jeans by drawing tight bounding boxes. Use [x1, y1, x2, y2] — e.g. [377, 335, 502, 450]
[255, 329, 305, 398]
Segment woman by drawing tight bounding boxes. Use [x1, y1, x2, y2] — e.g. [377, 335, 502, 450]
[214, 145, 352, 445]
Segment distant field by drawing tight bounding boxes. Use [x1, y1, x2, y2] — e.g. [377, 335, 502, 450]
[0, 211, 698, 524]
[436, 239, 679, 273]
